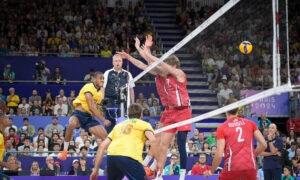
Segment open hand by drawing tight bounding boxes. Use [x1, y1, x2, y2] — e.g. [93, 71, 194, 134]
[116, 51, 129, 59]
[135, 37, 141, 49]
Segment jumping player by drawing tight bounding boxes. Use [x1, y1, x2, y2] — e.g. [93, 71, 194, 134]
[59, 72, 111, 160]
[117, 35, 191, 179]
[90, 103, 162, 180]
[204, 100, 267, 179]
[0, 112, 18, 179]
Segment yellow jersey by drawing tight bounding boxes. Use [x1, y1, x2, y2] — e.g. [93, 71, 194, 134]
[0, 132, 4, 162]
[107, 118, 154, 163]
[73, 83, 103, 115]
[7, 95, 20, 107]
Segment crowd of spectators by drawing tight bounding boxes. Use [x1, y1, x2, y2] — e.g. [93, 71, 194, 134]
[176, 0, 300, 108]
[0, 0, 162, 57]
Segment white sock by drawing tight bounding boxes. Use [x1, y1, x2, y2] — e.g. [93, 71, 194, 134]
[64, 141, 69, 151]
[180, 169, 186, 180]
[142, 155, 153, 166]
[150, 159, 157, 171]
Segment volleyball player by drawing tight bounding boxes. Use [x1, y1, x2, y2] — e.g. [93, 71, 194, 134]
[203, 100, 267, 179]
[117, 35, 192, 179]
[58, 72, 111, 160]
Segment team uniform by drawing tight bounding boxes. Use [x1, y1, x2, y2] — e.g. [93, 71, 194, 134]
[156, 74, 191, 133]
[106, 118, 154, 180]
[72, 83, 103, 132]
[217, 116, 258, 180]
[0, 131, 10, 179]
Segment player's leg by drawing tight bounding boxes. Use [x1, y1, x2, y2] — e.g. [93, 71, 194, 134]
[107, 156, 125, 180]
[157, 132, 175, 177]
[58, 115, 80, 160]
[177, 131, 188, 179]
[118, 156, 147, 180]
[89, 125, 108, 140]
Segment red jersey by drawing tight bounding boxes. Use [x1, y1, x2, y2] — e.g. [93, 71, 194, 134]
[165, 74, 190, 107]
[217, 117, 258, 172]
[191, 165, 211, 175]
[286, 118, 300, 133]
[155, 75, 168, 107]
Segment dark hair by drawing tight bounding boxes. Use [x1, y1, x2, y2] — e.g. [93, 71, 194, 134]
[24, 145, 30, 150]
[38, 127, 44, 131]
[24, 136, 31, 141]
[80, 157, 86, 161]
[84, 139, 91, 144]
[23, 117, 29, 122]
[170, 154, 178, 159]
[80, 146, 88, 151]
[226, 99, 239, 115]
[284, 166, 293, 175]
[68, 145, 76, 151]
[52, 116, 58, 120]
[52, 143, 60, 147]
[128, 103, 143, 118]
[211, 129, 216, 133]
[9, 127, 15, 133]
[93, 71, 103, 78]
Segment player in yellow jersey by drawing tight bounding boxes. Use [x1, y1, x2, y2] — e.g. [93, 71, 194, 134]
[90, 103, 162, 180]
[59, 72, 111, 160]
[0, 112, 18, 179]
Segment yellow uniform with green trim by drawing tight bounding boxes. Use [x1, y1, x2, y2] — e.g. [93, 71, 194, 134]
[0, 132, 4, 162]
[107, 118, 154, 163]
[73, 83, 103, 114]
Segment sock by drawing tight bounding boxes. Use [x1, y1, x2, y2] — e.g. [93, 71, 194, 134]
[142, 155, 153, 166]
[150, 159, 157, 171]
[64, 141, 69, 151]
[180, 169, 186, 180]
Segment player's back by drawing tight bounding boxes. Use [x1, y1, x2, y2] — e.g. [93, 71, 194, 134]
[218, 117, 257, 172]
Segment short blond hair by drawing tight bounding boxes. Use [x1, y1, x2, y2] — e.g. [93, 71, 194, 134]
[165, 55, 180, 68]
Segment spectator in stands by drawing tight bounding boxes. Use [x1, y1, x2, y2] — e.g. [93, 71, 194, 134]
[136, 92, 147, 105]
[6, 87, 20, 113]
[41, 156, 58, 176]
[18, 136, 34, 153]
[197, 132, 205, 149]
[149, 99, 161, 117]
[84, 69, 95, 82]
[287, 111, 300, 134]
[30, 161, 40, 176]
[206, 129, 217, 147]
[42, 89, 55, 106]
[34, 133, 49, 149]
[201, 141, 211, 155]
[3, 64, 15, 83]
[164, 154, 180, 175]
[55, 89, 68, 104]
[34, 145, 48, 157]
[148, 93, 159, 105]
[75, 129, 86, 149]
[77, 157, 92, 176]
[84, 139, 94, 155]
[30, 100, 43, 116]
[4, 118, 17, 136]
[80, 146, 92, 157]
[8, 108, 16, 116]
[69, 159, 79, 175]
[49, 143, 61, 157]
[67, 90, 76, 107]
[93, 139, 103, 152]
[288, 142, 297, 160]
[0, 88, 6, 103]
[282, 166, 295, 180]
[101, 45, 112, 58]
[43, 101, 54, 116]
[16, 133, 26, 149]
[292, 148, 300, 175]
[282, 134, 290, 150]
[262, 124, 283, 179]
[50, 67, 66, 85]
[45, 116, 64, 138]
[48, 133, 60, 151]
[34, 60, 50, 85]
[3, 155, 22, 171]
[288, 129, 296, 144]
[141, 100, 150, 110]
[29, 90, 42, 106]
[190, 129, 199, 143]
[17, 118, 36, 137]
[191, 153, 212, 175]
[18, 97, 30, 116]
[4, 139, 17, 157]
[258, 113, 272, 132]
[143, 109, 150, 116]
[5, 127, 19, 145]
[217, 83, 233, 107]
[0, 96, 7, 114]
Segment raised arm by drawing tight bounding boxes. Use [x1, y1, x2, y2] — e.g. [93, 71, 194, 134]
[135, 36, 154, 64]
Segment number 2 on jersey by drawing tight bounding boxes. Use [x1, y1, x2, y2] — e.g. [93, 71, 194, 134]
[236, 127, 245, 142]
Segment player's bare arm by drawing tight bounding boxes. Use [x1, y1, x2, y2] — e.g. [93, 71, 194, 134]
[145, 131, 163, 176]
[253, 130, 267, 156]
[85, 93, 111, 127]
[90, 138, 111, 180]
[0, 161, 19, 171]
[204, 139, 225, 178]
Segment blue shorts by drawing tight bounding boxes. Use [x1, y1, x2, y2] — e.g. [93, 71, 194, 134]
[71, 110, 100, 132]
[107, 155, 147, 180]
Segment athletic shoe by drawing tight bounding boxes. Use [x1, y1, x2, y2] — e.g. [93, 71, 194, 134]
[58, 150, 67, 160]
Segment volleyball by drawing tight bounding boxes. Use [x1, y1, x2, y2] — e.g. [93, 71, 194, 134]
[239, 41, 253, 54]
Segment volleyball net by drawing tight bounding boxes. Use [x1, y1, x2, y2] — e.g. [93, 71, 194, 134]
[127, 0, 295, 133]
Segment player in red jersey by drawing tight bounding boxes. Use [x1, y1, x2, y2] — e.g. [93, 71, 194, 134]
[116, 35, 191, 179]
[204, 100, 267, 180]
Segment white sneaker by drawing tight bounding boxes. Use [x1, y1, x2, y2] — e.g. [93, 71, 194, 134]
[179, 169, 186, 180]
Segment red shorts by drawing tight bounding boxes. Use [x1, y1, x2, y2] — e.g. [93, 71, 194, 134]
[219, 170, 257, 180]
[160, 107, 191, 133]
